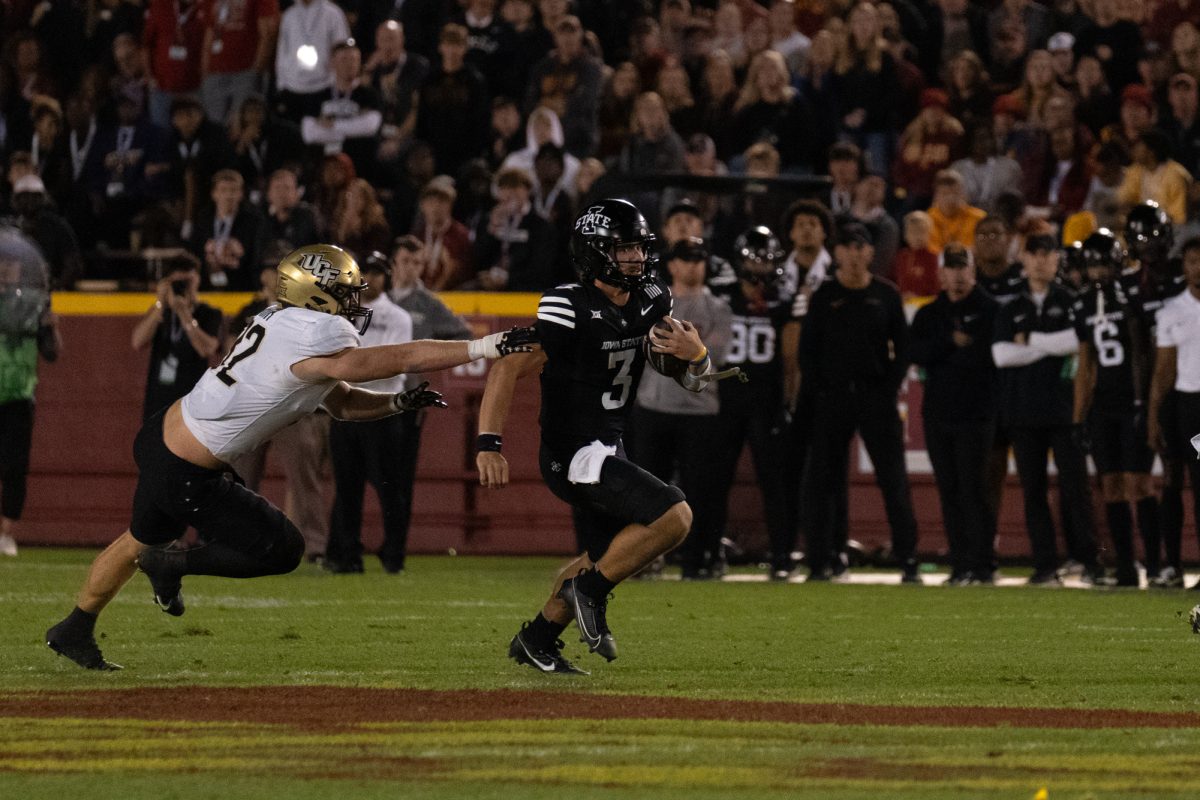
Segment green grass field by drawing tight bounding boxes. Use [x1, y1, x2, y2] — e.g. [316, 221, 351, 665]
[3, 549, 1200, 799]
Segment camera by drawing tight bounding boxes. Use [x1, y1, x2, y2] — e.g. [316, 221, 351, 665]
[170, 279, 189, 297]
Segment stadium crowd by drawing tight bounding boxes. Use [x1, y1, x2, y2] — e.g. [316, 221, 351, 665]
[2, 0, 1200, 586]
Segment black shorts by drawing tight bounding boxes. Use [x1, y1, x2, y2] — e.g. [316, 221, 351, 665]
[1089, 410, 1154, 475]
[130, 410, 298, 551]
[539, 440, 686, 563]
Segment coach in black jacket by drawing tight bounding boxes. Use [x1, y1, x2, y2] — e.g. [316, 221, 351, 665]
[799, 222, 919, 582]
[910, 244, 999, 584]
[992, 234, 1100, 584]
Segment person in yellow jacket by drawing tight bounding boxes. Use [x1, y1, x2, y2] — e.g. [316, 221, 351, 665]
[1118, 131, 1193, 224]
[927, 169, 987, 252]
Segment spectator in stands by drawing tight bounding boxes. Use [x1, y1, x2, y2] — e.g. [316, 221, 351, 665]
[826, 142, 862, 216]
[366, 20, 429, 172]
[928, 168, 986, 251]
[1048, 31, 1077, 87]
[1007, 49, 1072, 129]
[199, 0, 280, 125]
[656, 61, 700, 141]
[1074, 55, 1115, 137]
[189, 168, 263, 290]
[388, 235, 472, 340]
[332, 177, 391, 261]
[951, 124, 1023, 215]
[300, 39, 383, 177]
[412, 176, 472, 290]
[1160, 72, 1200, 179]
[1084, 140, 1129, 230]
[892, 89, 965, 212]
[849, 171, 899, 276]
[891, 210, 940, 299]
[475, 166, 557, 291]
[768, 0, 811, 74]
[502, 105, 580, 197]
[324, 250, 415, 574]
[910, 242, 1000, 584]
[92, 92, 168, 249]
[833, 2, 901, 174]
[143, 0, 206, 127]
[417, 24, 490, 174]
[261, 167, 318, 261]
[710, 1, 746, 65]
[0, 230, 61, 558]
[9, 175, 83, 290]
[525, 14, 604, 157]
[168, 96, 234, 242]
[615, 91, 686, 176]
[1170, 22, 1200, 79]
[60, 94, 102, 250]
[696, 49, 739, 162]
[25, 99, 70, 204]
[487, 97, 524, 170]
[498, 0, 553, 101]
[312, 151, 355, 233]
[531, 143, 574, 244]
[1041, 123, 1092, 221]
[992, 233, 1101, 584]
[109, 33, 152, 122]
[731, 50, 810, 172]
[1104, 84, 1157, 156]
[274, 0, 350, 121]
[132, 255, 222, 420]
[1118, 130, 1194, 224]
[228, 94, 305, 204]
[596, 61, 640, 160]
[923, 0, 989, 85]
[468, 0, 523, 88]
[800, 221, 919, 582]
[1074, 0, 1142, 92]
[988, 0, 1050, 63]
[631, 237, 731, 579]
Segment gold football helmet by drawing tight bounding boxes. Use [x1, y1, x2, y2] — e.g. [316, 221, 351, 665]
[276, 244, 372, 334]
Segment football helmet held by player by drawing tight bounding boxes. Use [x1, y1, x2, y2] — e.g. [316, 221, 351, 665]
[1124, 201, 1173, 267]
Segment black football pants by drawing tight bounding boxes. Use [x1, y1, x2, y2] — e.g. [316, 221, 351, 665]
[0, 399, 34, 520]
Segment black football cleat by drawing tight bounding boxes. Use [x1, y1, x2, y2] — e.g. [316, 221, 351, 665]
[557, 576, 617, 662]
[508, 625, 588, 675]
[46, 621, 122, 671]
[137, 545, 187, 616]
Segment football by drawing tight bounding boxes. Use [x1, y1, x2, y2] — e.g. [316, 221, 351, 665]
[644, 320, 691, 378]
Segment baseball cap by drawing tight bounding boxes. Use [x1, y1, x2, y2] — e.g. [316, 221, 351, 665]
[940, 244, 972, 268]
[665, 199, 702, 220]
[1024, 233, 1058, 253]
[1121, 84, 1154, 110]
[1047, 31, 1075, 52]
[835, 221, 873, 247]
[13, 175, 45, 194]
[667, 237, 708, 262]
[920, 88, 949, 110]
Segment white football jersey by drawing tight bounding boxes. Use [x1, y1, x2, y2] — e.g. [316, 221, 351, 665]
[181, 305, 359, 461]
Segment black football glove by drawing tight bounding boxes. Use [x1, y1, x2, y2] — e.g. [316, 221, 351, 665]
[393, 381, 448, 413]
[497, 325, 539, 355]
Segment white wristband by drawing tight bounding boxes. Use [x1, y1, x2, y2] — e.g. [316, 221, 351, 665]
[467, 332, 502, 360]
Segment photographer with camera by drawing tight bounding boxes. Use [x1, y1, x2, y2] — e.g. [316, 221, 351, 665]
[132, 257, 223, 420]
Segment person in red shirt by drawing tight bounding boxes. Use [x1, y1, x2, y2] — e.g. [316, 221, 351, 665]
[891, 210, 940, 298]
[199, 0, 280, 125]
[144, 0, 207, 127]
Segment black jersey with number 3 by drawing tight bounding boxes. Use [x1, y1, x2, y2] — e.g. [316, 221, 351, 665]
[535, 280, 674, 449]
[1073, 283, 1140, 414]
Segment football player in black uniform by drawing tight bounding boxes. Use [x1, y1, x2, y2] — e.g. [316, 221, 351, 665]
[1071, 230, 1153, 587]
[477, 199, 716, 673]
[1129, 201, 1188, 587]
[710, 226, 800, 580]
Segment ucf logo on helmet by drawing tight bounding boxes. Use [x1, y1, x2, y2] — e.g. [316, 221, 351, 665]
[576, 206, 612, 236]
[296, 252, 339, 288]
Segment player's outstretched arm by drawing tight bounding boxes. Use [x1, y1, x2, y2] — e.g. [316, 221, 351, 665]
[293, 327, 537, 384]
[476, 349, 547, 489]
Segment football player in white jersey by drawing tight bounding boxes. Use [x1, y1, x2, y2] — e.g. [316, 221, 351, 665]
[46, 244, 535, 670]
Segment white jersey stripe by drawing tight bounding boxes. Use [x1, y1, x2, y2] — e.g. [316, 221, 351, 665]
[539, 296, 574, 308]
[537, 311, 576, 329]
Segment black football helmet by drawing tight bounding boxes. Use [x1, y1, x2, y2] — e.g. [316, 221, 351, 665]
[733, 226, 787, 287]
[1080, 228, 1124, 286]
[1124, 201, 1173, 266]
[569, 198, 659, 291]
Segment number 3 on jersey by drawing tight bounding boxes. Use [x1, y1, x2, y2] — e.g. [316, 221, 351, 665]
[602, 348, 636, 410]
[1093, 319, 1124, 368]
[216, 324, 266, 386]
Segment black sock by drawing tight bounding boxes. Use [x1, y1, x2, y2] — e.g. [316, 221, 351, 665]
[61, 606, 97, 635]
[526, 612, 567, 646]
[1104, 502, 1136, 575]
[576, 567, 617, 599]
[1135, 496, 1161, 574]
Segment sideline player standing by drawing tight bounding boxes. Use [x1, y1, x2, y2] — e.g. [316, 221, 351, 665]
[476, 199, 715, 674]
[1072, 230, 1152, 587]
[46, 244, 535, 670]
